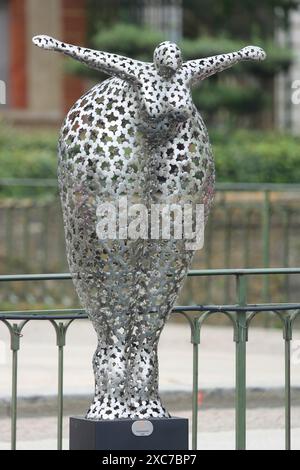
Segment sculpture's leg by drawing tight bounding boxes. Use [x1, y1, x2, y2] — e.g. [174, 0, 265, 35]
[127, 313, 170, 419]
[86, 311, 169, 419]
[86, 317, 131, 420]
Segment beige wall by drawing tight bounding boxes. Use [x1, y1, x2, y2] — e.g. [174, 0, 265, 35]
[290, 9, 300, 135]
[26, 0, 63, 117]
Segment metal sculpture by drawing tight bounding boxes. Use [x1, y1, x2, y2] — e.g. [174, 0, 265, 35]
[33, 35, 266, 420]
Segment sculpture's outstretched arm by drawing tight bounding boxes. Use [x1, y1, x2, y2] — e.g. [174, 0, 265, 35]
[32, 35, 148, 83]
[183, 46, 266, 85]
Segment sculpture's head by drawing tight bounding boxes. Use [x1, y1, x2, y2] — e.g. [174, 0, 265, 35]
[153, 42, 183, 77]
[137, 42, 192, 129]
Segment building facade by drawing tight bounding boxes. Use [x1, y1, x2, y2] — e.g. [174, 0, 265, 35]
[0, 0, 87, 124]
[275, 6, 300, 135]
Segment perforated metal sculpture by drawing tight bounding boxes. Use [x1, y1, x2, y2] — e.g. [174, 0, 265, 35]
[33, 35, 266, 420]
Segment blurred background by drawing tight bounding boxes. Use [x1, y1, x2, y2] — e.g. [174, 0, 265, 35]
[0, 0, 300, 309]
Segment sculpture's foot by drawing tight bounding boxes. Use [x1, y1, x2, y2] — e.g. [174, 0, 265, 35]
[128, 398, 170, 419]
[86, 396, 170, 420]
[86, 396, 130, 420]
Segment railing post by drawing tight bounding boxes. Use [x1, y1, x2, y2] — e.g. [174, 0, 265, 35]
[224, 206, 232, 304]
[262, 190, 270, 303]
[23, 206, 30, 270]
[5, 206, 13, 271]
[283, 210, 291, 302]
[51, 321, 67, 451]
[235, 275, 247, 450]
[191, 317, 200, 451]
[57, 322, 66, 451]
[283, 318, 292, 450]
[204, 217, 213, 304]
[243, 209, 251, 268]
[10, 323, 21, 451]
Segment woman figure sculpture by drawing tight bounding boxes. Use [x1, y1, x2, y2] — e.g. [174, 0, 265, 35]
[33, 34, 266, 420]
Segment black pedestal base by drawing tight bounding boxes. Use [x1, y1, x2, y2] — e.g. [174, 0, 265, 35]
[69, 416, 189, 450]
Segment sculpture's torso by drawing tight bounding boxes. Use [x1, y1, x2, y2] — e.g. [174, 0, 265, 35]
[59, 75, 214, 319]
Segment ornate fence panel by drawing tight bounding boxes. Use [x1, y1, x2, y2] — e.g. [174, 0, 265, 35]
[1, 268, 300, 450]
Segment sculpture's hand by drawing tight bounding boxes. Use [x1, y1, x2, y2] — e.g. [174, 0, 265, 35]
[32, 35, 147, 83]
[182, 44, 267, 85]
[239, 46, 266, 61]
[33, 35, 61, 51]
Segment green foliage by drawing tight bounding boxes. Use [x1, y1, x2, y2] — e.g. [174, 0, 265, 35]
[0, 127, 299, 197]
[93, 23, 164, 61]
[192, 82, 266, 115]
[88, 1, 299, 42]
[0, 127, 57, 197]
[0, 127, 57, 178]
[212, 130, 300, 183]
[183, 0, 299, 39]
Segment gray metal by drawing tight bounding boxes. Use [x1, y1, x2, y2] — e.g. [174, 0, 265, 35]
[33, 35, 266, 420]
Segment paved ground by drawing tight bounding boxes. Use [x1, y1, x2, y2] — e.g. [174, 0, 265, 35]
[1, 323, 300, 450]
[1, 322, 300, 397]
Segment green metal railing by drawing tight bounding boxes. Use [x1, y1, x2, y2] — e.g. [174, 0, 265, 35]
[1, 268, 300, 450]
